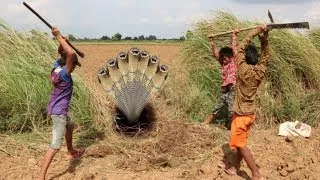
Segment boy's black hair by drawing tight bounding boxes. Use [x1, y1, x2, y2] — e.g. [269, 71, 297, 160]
[57, 52, 81, 67]
[57, 52, 67, 66]
[219, 47, 233, 58]
[245, 43, 259, 65]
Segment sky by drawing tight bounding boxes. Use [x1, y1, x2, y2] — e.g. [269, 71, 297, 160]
[0, 0, 319, 39]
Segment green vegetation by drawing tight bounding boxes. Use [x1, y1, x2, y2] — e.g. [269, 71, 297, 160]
[112, 33, 122, 40]
[180, 12, 320, 126]
[69, 32, 185, 42]
[309, 28, 320, 51]
[0, 20, 93, 132]
[73, 39, 184, 45]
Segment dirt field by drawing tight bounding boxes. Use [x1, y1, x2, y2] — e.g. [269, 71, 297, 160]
[1, 44, 320, 180]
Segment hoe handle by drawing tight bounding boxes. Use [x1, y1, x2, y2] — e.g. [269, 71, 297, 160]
[23, 2, 85, 58]
[208, 22, 309, 38]
[207, 27, 256, 38]
[23, 2, 52, 29]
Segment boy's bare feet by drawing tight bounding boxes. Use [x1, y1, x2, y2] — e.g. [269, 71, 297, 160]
[66, 148, 85, 160]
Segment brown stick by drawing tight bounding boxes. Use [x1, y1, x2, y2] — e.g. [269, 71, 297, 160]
[23, 2, 85, 58]
[208, 22, 309, 38]
[207, 26, 257, 38]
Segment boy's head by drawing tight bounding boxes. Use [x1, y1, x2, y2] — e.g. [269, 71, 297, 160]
[219, 47, 233, 62]
[57, 52, 81, 67]
[245, 43, 259, 65]
[57, 52, 67, 66]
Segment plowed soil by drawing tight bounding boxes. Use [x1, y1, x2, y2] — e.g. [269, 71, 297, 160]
[1, 44, 319, 180]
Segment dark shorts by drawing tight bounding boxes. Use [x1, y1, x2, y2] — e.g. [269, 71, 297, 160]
[212, 89, 234, 116]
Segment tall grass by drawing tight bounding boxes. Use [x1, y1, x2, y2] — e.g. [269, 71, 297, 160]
[0, 20, 93, 132]
[309, 28, 320, 51]
[181, 12, 320, 126]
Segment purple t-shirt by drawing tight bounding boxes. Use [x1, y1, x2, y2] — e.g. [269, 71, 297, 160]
[47, 60, 73, 115]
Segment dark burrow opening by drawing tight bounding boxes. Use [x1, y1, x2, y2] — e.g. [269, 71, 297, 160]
[113, 104, 156, 136]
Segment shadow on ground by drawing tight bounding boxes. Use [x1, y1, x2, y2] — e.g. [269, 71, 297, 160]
[49, 126, 105, 179]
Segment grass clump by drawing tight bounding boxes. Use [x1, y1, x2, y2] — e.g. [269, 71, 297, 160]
[0, 20, 93, 132]
[308, 28, 320, 51]
[181, 12, 320, 126]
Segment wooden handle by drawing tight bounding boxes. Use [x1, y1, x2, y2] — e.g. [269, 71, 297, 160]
[23, 2, 85, 58]
[207, 26, 257, 38]
[68, 42, 85, 58]
[23, 2, 52, 29]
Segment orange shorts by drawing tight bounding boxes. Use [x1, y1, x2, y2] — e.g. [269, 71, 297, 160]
[229, 114, 255, 149]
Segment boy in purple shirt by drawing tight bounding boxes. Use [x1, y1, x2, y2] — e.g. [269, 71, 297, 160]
[39, 27, 83, 180]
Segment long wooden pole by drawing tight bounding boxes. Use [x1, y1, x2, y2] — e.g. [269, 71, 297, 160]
[23, 2, 85, 58]
[207, 26, 257, 38]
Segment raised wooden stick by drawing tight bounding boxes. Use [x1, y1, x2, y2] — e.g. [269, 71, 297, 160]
[23, 2, 85, 58]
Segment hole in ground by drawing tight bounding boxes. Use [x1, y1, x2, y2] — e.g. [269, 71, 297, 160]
[113, 104, 156, 136]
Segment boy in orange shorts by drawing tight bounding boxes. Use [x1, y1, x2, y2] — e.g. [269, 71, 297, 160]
[222, 25, 269, 180]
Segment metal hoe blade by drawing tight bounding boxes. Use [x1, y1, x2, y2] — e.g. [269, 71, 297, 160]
[268, 10, 274, 23]
[267, 22, 310, 29]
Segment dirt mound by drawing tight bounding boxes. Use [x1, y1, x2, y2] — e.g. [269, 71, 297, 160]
[85, 119, 214, 170]
[75, 44, 215, 170]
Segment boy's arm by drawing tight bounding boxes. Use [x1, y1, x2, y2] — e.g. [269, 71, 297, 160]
[52, 27, 76, 74]
[258, 30, 270, 65]
[57, 44, 63, 59]
[237, 25, 266, 66]
[56, 36, 68, 58]
[253, 30, 270, 79]
[231, 29, 239, 60]
[209, 38, 221, 64]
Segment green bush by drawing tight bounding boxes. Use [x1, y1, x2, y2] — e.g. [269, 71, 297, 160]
[309, 28, 320, 51]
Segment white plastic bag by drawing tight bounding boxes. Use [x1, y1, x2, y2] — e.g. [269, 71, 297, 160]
[278, 121, 311, 138]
